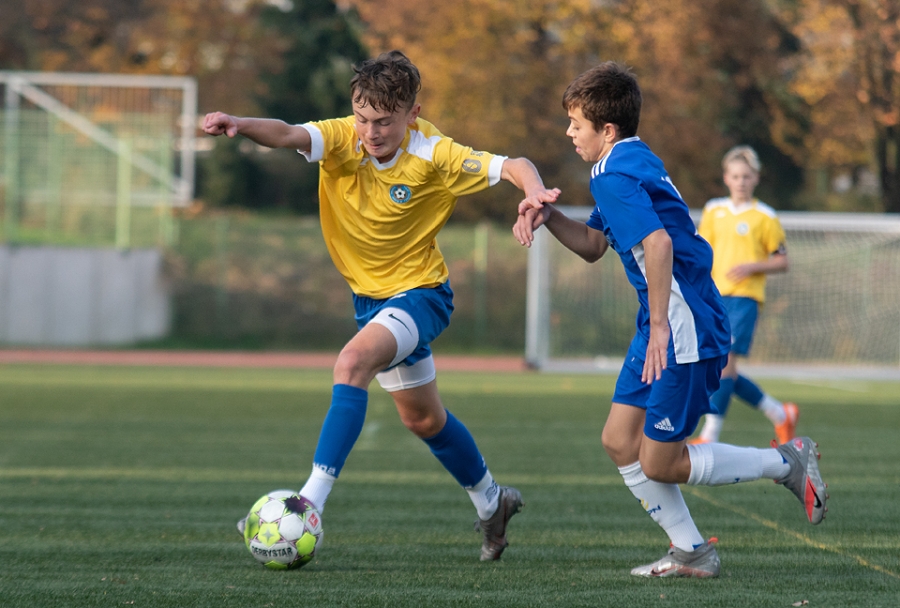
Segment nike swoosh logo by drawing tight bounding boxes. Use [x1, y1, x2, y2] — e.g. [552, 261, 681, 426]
[813, 492, 822, 508]
[388, 313, 412, 334]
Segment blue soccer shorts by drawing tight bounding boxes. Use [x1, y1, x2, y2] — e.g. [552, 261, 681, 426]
[613, 344, 726, 442]
[723, 296, 759, 356]
[352, 281, 454, 370]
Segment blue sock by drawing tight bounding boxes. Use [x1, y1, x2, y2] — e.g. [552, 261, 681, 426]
[311, 384, 368, 477]
[710, 377, 736, 416]
[422, 410, 488, 488]
[734, 374, 764, 408]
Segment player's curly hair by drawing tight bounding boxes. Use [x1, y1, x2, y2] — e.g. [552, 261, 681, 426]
[562, 62, 641, 137]
[350, 50, 422, 113]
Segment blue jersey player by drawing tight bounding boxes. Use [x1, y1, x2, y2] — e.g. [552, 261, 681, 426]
[513, 62, 828, 578]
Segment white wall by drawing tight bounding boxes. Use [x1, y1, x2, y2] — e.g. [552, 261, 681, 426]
[0, 246, 170, 346]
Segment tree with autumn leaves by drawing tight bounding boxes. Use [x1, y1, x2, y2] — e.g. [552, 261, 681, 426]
[1, 0, 898, 213]
[784, 0, 900, 211]
[348, 0, 809, 215]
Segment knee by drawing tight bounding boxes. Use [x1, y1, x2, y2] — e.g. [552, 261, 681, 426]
[640, 453, 690, 484]
[639, 459, 674, 483]
[601, 426, 633, 465]
[400, 408, 443, 438]
[334, 346, 376, 387]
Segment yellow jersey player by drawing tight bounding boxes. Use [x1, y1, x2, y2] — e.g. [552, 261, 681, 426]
[203, 50, 560, 561]
[691, 145, 798, 445]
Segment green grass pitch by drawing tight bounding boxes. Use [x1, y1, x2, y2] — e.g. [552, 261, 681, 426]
[0, 363, 898, 607]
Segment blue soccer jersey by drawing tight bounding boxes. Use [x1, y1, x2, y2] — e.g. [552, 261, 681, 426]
[585, 137, 730, 365]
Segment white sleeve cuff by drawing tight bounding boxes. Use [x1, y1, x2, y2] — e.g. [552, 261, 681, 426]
[488, 155, 507, 186]
[297, 123, 324, 162]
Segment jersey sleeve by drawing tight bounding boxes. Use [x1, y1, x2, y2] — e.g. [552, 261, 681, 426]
[764, 215, 787, 255]
[430, 137, 507, 197]
[590, 172, 664, 251]
[298, 117, 358, 171]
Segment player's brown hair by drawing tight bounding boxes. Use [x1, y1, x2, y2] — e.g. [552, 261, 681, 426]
[562, 61, 642, 137]
[350, 50, 422, 113]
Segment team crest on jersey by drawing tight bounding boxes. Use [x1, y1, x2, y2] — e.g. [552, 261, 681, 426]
[389, 184, 412, 204]
[462, 158, 482, 173]
[736, 222, 749, 235]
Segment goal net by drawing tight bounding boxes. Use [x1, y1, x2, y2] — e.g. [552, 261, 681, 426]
[0, 72, 197, 248]
[525, 207, 900, 371]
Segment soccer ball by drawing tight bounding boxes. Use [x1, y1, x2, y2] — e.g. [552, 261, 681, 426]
[242, 490, 323, 570]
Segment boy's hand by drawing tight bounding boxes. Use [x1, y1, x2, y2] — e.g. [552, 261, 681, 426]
[513, 208, 547, 246]
[512, 189, 559, 246]
[726, 263, 756, 282]
[518, 188, 560, 216]
[513, 200, 553, 247]
[203, 112, 239, 137]
[642, 324, 669, 384]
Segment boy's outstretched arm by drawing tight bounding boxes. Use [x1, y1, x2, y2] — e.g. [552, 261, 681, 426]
[202, 112, 311, 152]
[500, 157, 561, 202]
[513, 202, 607, 263]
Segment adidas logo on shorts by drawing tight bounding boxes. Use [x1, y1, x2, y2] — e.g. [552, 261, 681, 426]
[654, 417, 675, 432]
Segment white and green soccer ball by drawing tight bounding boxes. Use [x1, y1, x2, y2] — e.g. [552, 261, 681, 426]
[242, 490, 323, 570]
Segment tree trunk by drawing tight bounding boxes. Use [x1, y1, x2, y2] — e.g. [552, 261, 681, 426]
[878, 125, 900, 213]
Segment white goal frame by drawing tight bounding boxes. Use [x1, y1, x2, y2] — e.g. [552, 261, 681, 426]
[0, 71, 197, 248]
[1, 71, 196, 205]
[525, 206, 900, 378]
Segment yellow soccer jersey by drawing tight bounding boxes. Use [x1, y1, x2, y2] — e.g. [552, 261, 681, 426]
[300, 116, 506, 299]
[698, 197, 786, 303]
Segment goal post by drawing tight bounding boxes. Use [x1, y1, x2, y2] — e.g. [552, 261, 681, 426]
[0, 71, 197, 248]
[525, 206, 900, 372]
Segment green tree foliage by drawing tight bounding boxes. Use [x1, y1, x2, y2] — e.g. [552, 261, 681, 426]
[200, 137, 266, 210]
[239, 0, 369, 214]
[257, 0, 367, 123]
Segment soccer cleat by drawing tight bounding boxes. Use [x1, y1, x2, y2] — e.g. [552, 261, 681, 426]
[687, 437, 711, 445]
[630, 538, 720, 578]
[775, 436, 828, 524]
[236, 516, 247, 537]
[474, 486, 524, 561]
[774, 402, 799, 445]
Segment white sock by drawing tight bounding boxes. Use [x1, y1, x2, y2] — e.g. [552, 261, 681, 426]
[299, 467, 336, 512]
[698, 414, 724, 442]
[619, 462, 704, 552]
[758, 394, 786, 425]
[687, 443, 790, 486]
[467, 471, 500, 520]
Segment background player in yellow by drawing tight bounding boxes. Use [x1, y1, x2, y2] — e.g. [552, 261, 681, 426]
[691, 145, 798, 445]
[203, 50, 560, 561]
